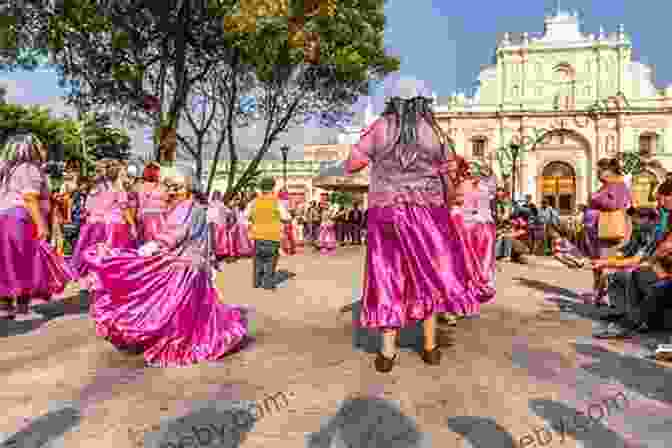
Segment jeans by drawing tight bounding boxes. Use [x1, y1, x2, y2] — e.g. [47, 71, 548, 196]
[253, 240, 280, 289]
[639, 280, 672, 330]
[495, 238, 512, 259]
[608, 269, 658, 325]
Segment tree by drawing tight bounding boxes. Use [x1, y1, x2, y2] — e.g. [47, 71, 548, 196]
[0, 102, 131, 173]
[202, 0, 398, 200]
[11, 0, 398, 197]
[16, 0, 233, 160]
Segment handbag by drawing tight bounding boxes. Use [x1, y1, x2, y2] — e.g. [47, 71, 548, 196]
[598, 209, 627, 241]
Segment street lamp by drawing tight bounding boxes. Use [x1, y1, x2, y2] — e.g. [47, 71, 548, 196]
[280, 145, 290, 188]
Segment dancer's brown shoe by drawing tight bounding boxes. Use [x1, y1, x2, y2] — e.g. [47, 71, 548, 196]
[374, 351, 397, 373]
[420, 346, 441, 365]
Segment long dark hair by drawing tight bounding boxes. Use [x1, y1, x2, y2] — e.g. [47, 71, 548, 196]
[380, 96, 455, 169]
[0, 134, 44, 189]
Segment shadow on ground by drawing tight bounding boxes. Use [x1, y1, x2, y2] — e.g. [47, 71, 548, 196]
[0, 293, 89, 338]
[447, 416, 516, 448]
[1, 407, 80, 448]
[142, 403, 255, 448]
[307, 396, 426, 448]
[513, 277, 581, 300]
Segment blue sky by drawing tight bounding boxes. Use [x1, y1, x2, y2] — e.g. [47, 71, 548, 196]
[1, 1, 671, 155]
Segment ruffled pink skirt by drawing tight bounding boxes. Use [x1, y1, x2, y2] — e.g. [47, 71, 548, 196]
[71, 221, 136, 277]
[231, 222, 254, 257]
[84, 245, 249, 367]
[215, 224, 232, 257]
[319, 224, 337, 254]
[139, 212, 165, 244]
[0, 208, 75, 298]
[360, 205, 478, 329]
[460, 219, 496, 314]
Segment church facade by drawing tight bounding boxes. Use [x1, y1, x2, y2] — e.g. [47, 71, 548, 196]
[433, 9, 672, 213]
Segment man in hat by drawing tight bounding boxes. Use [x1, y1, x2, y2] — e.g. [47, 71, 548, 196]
[245, 177, 291, 290]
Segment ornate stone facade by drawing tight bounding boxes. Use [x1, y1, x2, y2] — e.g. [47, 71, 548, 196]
[433, 9, 672, 213]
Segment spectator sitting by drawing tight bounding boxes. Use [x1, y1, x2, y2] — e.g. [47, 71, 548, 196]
[495, 216, 530, 263]
[549, 225, 586, 269]
[594, 178, 672, 338]
[590, 207, 659, 305]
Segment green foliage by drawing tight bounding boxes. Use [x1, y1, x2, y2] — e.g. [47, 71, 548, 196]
[0, 102, 131, 170]
[8, 0, 398, 200]
[329, 191, 353, 206]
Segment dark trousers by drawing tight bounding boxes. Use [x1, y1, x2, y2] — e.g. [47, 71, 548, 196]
[253, 240, 280, 289]
[311, 223, 321, 244]
[348, 223, 362, 244]
[608, 269, 658, 325]
[335, 221, 345, 242]
[303, 222, 312, 241]
[639, 281, 672, 330]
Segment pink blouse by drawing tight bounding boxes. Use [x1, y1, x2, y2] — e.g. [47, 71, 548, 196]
[345, 116, 450, 208]
[0, 163, 50, 217]
[137, 184, 166, 215]
[86, 190, 129, 224]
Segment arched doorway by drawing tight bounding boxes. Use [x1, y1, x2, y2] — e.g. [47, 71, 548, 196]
[541, 161, 576, 214]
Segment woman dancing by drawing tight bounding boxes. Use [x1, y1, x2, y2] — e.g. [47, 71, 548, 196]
[455, 160, 497, 316]
[318, 204, 337, 254]
[135, 162, 166, 244]
[440, 156, 497, 325]
[83, 165, 249, 367]
[231, 198, 254, 258]
[278, 189, 297, 255]
[345, 80, 472, 372]
[70, 159, 137, 301]
[211, 192, 234, 262]
[0, 134, 75, 318]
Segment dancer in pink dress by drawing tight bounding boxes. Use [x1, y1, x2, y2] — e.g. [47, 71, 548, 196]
[455, 161, 497, 316]
[345, 80, 473, 372]
[71, 160, 137, 300]
[279, 189, 296, 255]
[0, 134, 75, 318]
[136, 162, 166, 244]
[318, 205, 337, 254]
[212, 193, 234, 260]
[231, 201, 254, 258]
[83, 166, 249, 367]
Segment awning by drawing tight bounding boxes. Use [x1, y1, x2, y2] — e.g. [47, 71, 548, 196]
[312, 160, 369, 192]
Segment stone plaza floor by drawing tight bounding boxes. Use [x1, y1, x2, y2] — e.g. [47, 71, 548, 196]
[1, 246, 671, 447]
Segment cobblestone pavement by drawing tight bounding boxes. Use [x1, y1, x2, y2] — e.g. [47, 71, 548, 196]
[1, 247, 671, 448]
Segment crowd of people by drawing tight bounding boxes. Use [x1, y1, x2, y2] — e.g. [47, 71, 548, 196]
[492, 155, 672, 344]
[1, 81, 671, 371]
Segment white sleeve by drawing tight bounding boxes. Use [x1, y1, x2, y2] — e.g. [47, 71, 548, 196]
[278, 202, 291, 221]
[244, 200, 254, 220]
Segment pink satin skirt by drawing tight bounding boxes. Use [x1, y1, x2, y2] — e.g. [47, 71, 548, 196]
[71, 221, 136, 277]
[360, 205, 478, 329]
[0, 208, 75, 298]
[230, 223, 254, 257]
[461, 220, 496, 309]
[139, 213, 165, 243]
[215, 224, 232, 257]
[282, 223, 296, 255]
[84, 246, 249, 367]
[318, 224, 337, 254]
